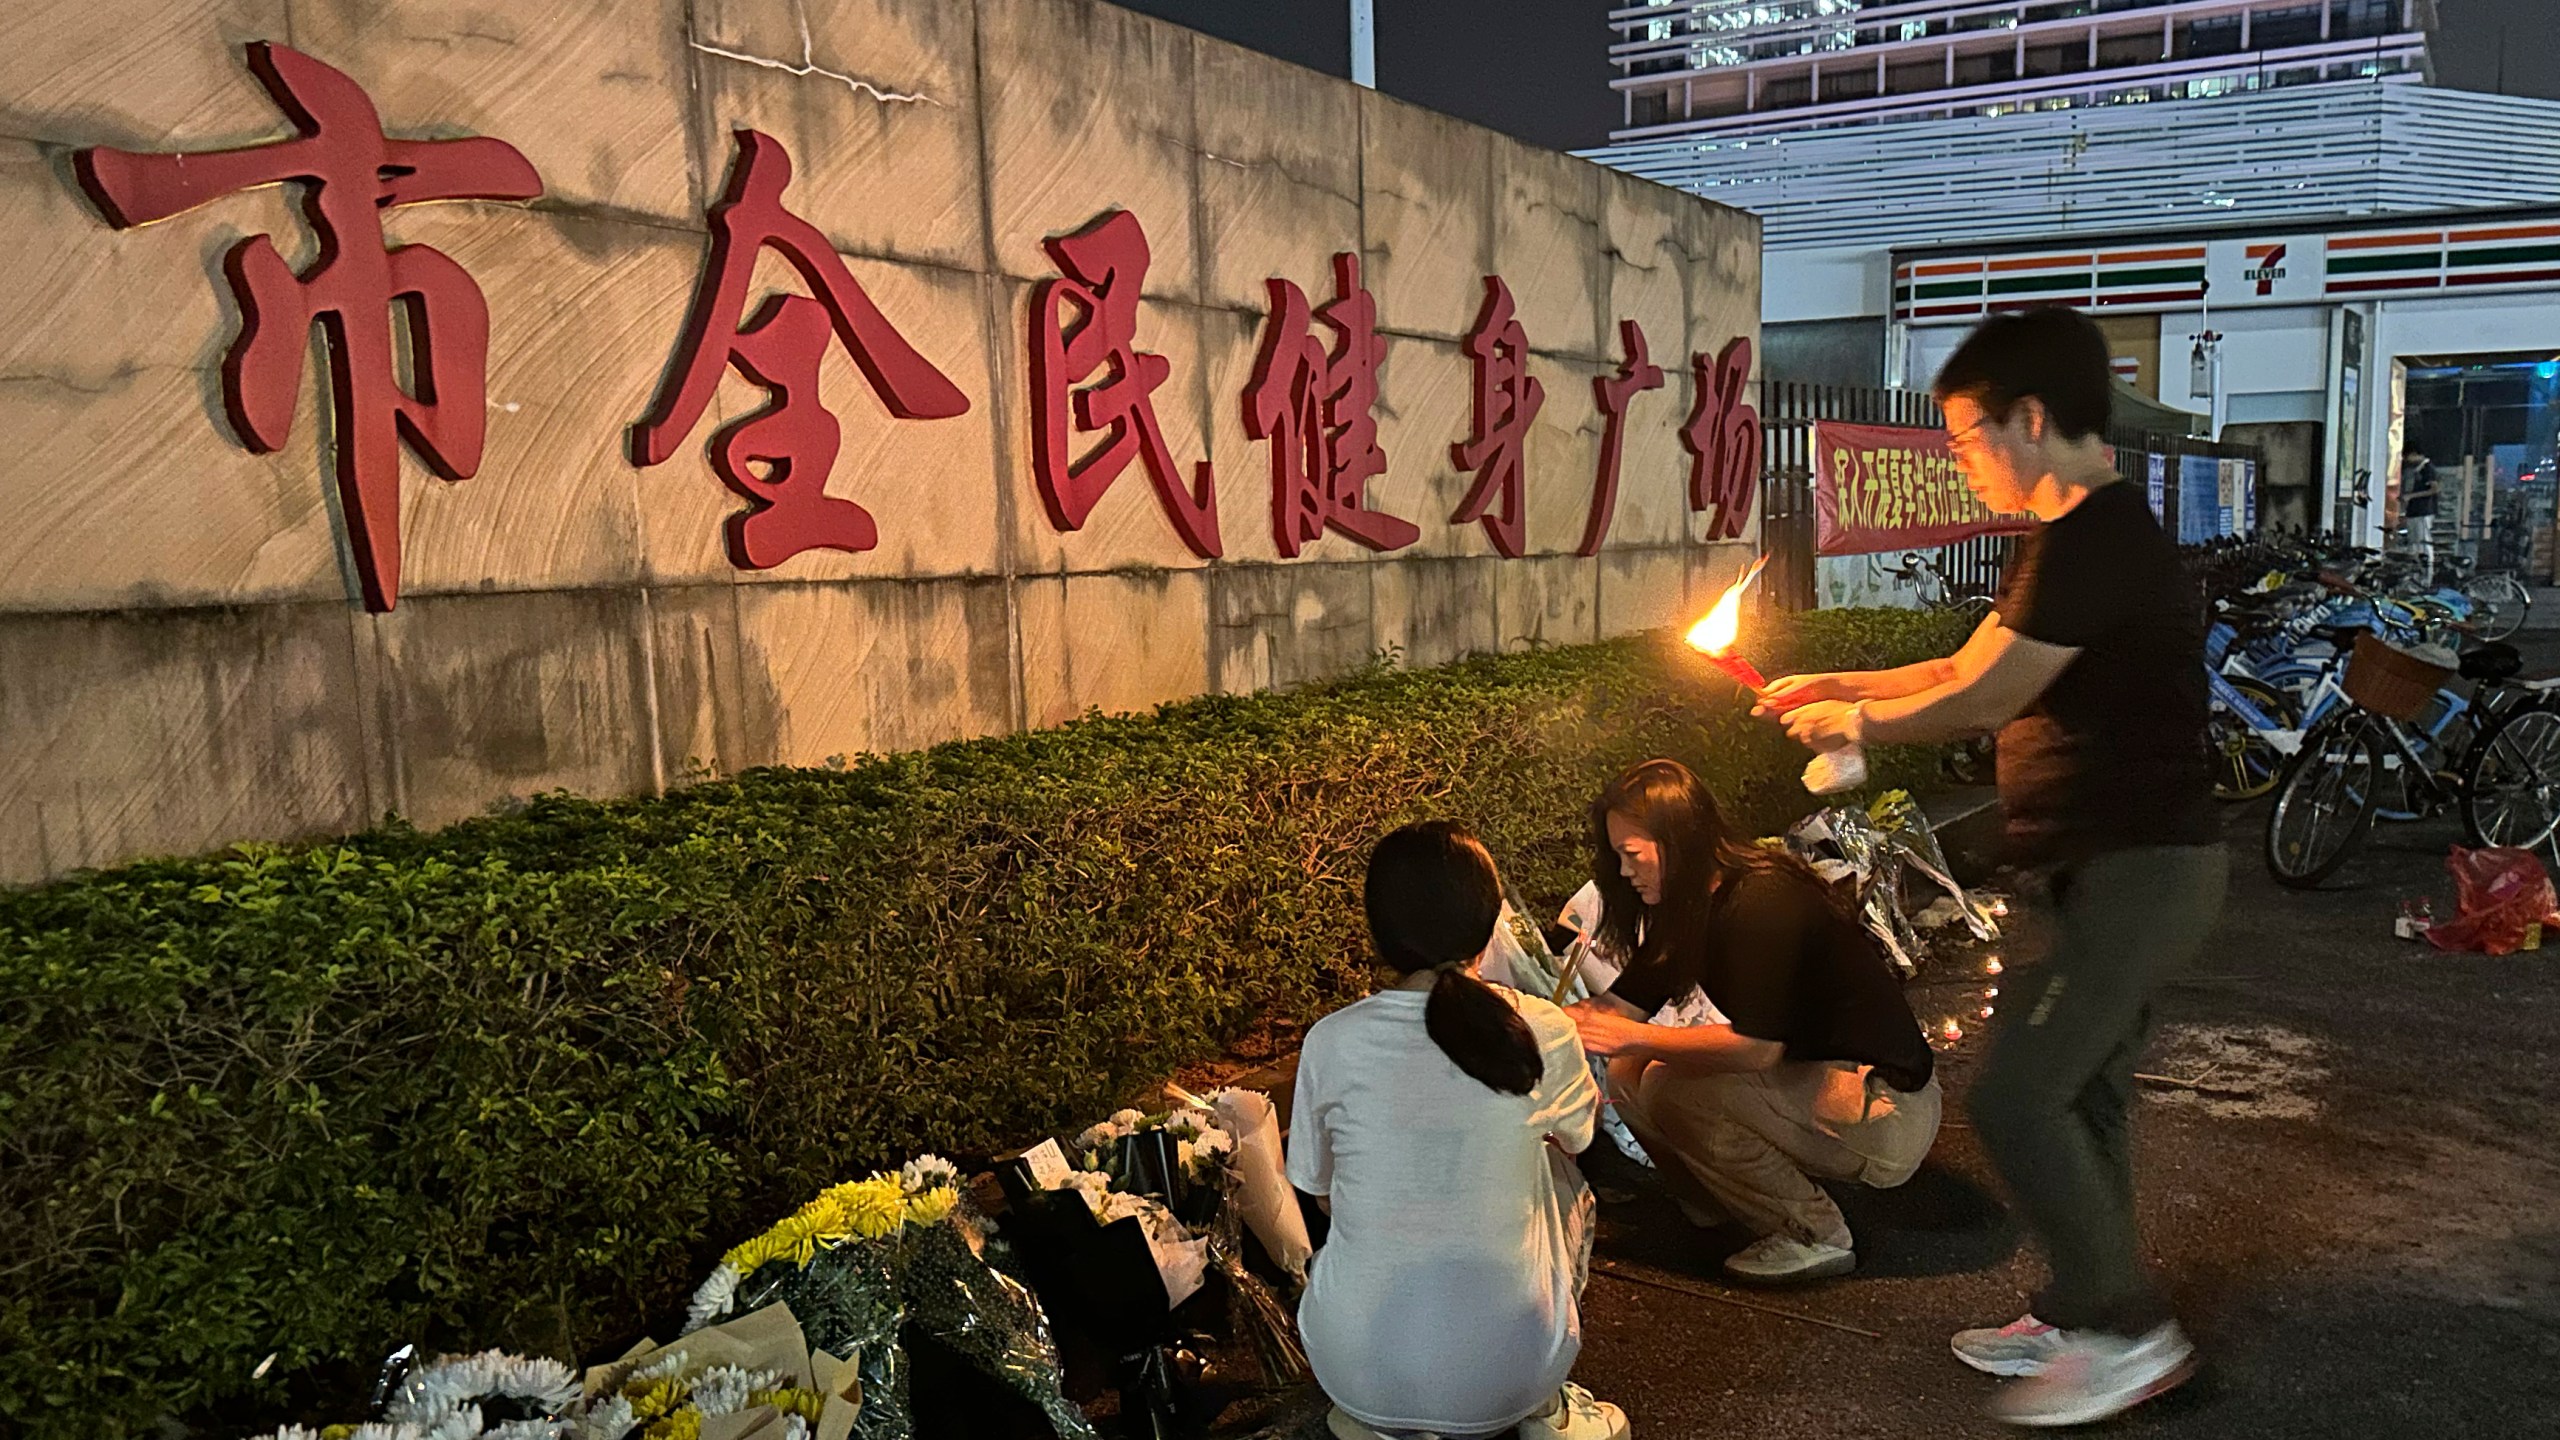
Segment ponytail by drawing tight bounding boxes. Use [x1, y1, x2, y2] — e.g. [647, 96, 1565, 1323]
[1365, 821, 1546, 1098]
[1425, 964, 1542, 1096]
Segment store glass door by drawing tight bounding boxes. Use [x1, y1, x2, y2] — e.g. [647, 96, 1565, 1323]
[2400, 353, 2560, 574]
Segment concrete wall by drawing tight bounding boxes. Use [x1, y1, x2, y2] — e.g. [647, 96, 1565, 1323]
[1763, 317, 1885, 388]
[0, 0, 1760, 884]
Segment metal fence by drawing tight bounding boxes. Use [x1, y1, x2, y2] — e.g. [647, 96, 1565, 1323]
[2106, 424, 2268, 543]
[1759, 383, 2262, 611]
[1759, 380, 1944, 611]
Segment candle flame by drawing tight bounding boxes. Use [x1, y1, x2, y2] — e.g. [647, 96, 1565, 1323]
[1684, 554, 1768, 657]
[1686, 583, 1745, 656]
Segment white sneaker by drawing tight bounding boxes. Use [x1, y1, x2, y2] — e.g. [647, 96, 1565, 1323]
[1951, 1313, 2069, 1377]
[1721, 1233, 1855, 1284]
[1326, 1404, 1441, 1440]
[1518, 1383, 1631, 1440]
[1987, 1321, 2197, 1428]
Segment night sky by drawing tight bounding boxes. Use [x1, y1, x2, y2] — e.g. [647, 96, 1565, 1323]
[1103, 0, 1619, 152]
[1103, 0, 2555, 153]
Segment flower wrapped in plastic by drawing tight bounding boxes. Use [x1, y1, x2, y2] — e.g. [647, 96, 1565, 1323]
[1866, 790, 2000, 943]
[1786, 793, 1996, 976]
[1492, 883, 1654, 1167]
[578, 1343, 818, 1440]
[681, 1160, 1095, 1440]
[995, 1091, 1315, 1436]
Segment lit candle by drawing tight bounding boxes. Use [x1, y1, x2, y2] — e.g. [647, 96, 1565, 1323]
[1689, 550, 1771, 691]
[1695, 555, 1869, 795]
[1684, 556, 1771, 697]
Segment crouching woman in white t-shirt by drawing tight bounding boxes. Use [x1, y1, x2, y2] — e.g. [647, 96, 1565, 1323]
[1286, 821, 1632, 1440]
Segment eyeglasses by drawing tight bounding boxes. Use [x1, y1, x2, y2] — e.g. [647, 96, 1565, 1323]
[1945, 415, 1997, 456]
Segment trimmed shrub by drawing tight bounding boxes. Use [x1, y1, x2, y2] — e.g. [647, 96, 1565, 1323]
[0, 607, 1970, 1437]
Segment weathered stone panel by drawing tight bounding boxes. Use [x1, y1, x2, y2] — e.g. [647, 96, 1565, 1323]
[1017, 568, 1210, 727]
[0, 601, 373, 878]
[361, 589, 661, 829]
[287, 0, 697, 225]
[688, 0, 989, 272]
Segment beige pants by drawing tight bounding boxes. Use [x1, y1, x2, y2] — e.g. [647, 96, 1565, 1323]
[1620, 1060, 1942, 1250]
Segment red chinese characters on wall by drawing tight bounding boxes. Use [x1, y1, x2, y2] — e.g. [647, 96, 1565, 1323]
[1449, 277, 1546, 558]
[1244, 254, 1418, 557]
[73, 42, 543, 611]
[1683, 336, 1763, 542]
[66, 42, 1763, 590]
[1581, 320, 1666, 557]
[1030, 210, 1222, 559]
[631, 130, 970, 570]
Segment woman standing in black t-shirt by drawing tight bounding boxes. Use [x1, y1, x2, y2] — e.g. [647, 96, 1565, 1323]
[1565, 759, 1941, 1287]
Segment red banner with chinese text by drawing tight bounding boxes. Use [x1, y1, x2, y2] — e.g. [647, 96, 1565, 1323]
[1812, 420, 2032, 556]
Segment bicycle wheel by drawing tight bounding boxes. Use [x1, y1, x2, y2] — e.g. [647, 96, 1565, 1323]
[2462, 703, 2560, 850]
[2465, 573, 2530, 642]
[2208, 674, 2293, 801]
[2266, 714, 2382, 888]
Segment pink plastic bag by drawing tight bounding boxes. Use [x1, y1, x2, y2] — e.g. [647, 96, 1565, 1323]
[2425, 846, 2560, 955]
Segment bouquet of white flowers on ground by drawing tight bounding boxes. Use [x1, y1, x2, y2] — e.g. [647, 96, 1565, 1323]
[249, 1349, 585, 1440]
[994, 1087, 1312, 1434]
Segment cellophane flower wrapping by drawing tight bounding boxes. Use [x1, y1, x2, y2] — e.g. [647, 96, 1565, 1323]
[899, 1222, 1098, 1440]
[1202, 1088, 1310, 1281]
[1790, 804, 1923, 975]
[732, 1218, 1095, 1440]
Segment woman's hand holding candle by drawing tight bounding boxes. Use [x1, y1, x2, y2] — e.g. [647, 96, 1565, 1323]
[1681, 558, 1868, 793]
[1753, 672, 1859, 716]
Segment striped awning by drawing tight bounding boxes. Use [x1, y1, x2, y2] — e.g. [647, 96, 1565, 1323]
[2326, 221, 2560, 297]
[1896, 246, 2207, 322]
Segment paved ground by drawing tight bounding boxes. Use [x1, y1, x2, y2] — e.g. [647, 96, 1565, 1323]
[1562, 637, 2560, 1437]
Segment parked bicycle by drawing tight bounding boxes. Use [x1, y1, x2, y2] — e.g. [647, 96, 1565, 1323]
[1870, 549, 1997, 624]
[2434, 552, 2531, 643]
[2264, 636, 2560, 887]
[2202, 567, 2472, 803]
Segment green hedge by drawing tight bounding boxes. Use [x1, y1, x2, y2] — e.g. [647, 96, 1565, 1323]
[0, 607, 1969, 1438]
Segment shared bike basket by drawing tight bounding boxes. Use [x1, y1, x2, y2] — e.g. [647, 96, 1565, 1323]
[2343, 632, 2456, 723]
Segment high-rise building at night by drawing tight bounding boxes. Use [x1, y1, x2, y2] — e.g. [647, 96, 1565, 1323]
[1590, 2, 2560, 579]
[1608, 0, 2431, 140]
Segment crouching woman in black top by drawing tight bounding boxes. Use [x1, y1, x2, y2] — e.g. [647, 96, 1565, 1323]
[1566, 758, 1941, 1286]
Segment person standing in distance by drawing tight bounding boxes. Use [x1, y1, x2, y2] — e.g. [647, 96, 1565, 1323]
[2398, 440, 2442, 573]
[1760, 306, 2224, 1427]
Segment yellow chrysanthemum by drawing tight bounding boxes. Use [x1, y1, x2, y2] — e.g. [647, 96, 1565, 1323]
[321, 1427, 355, 1440]
[622, 1375, 686, 1422]
[904, 1186, 959, 1226]
[838, 1176, 908, 1239]
[643, 1409, 703, 1440]
[750, 1386, 829, 1423]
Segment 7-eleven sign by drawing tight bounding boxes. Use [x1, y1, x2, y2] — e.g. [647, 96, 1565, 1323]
[2209, 237, 2322, 305]
[2244, 243, 2289, 296]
